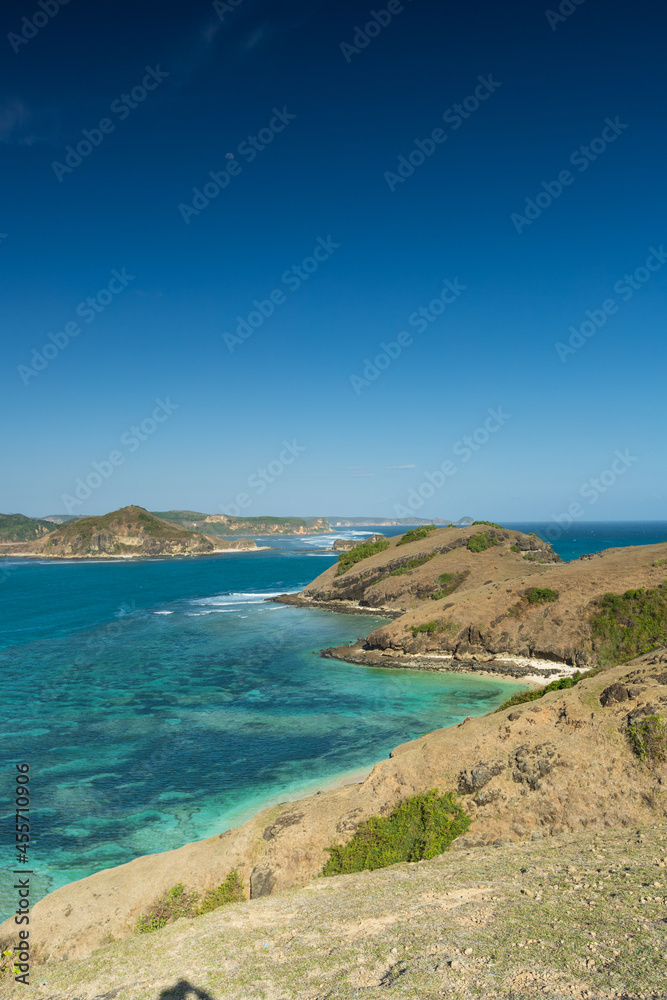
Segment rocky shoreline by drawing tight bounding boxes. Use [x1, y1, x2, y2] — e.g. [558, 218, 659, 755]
[272, 592, 577, 684]
[270, 591, 404, 618]
[319, 643, 578, 684]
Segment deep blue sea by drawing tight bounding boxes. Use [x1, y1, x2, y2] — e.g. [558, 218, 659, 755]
[2, 521, 665, 918]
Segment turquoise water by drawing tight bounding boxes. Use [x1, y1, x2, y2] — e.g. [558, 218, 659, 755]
[0, 550, 520, 918]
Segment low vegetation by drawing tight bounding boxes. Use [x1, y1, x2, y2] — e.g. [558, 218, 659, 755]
[321, 790, 470, 876]
[408, 620, 449, 636]
[627, 714, 667, 766]
[336, 536, 390, 575]
[495, 672, 589, 713]
[430, 570, 467, 600]
[472, 520, 503, 528]
[396, 525, 440, 546]
[467, 531, 498, 554]
[135, 871, 244, 933]
[523, 551, 547, 563]
[526, 587, 559, 604]
[510, 543, 521, 553]
[0, 948, 18, 981]
[590, 583, 667, 666]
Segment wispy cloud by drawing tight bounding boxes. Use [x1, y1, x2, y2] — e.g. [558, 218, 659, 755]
[0, 98, 60, 146]
[385, 464, 417, 470]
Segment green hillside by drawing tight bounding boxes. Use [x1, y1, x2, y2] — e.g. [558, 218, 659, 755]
[0, 513, 57, 542]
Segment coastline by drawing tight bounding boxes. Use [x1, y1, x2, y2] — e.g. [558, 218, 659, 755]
[0, 547, 272, 561]
[320, 645, 580, 686]
[273, 592, 578, 685]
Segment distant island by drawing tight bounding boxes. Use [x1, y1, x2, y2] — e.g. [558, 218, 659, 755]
[151, 510, 330, 536]
[0, 506, 259, 559]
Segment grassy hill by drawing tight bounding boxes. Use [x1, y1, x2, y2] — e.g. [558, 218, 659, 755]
[0, 512, 57, 542]
[282, 523, 667, 672]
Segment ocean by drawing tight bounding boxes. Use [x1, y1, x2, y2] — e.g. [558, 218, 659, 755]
[1, 520, 665, 918]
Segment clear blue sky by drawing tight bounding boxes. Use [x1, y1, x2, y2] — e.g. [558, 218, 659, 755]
[1, 0, 665, 521]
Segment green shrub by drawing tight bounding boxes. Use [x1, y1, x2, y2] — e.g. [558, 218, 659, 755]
[627, 715, 667, 766]
[472, 520, 503, 528]
[396, 526, 439, 546]
[198, 871, 245, 914]
[653, 558, 667, 568]
[336, 537, 389, 575]
[467, 532, 497, 554]
[526, 587, 559, 605]
[523, 552, 545, 563]
[495, 672, 587, 713]
[511, 544, 521, 553]
[321, 790, 470, 876]
[408, 620, 441, 635]
[589, 583, 667, 666]
[135, 871, 245, 933]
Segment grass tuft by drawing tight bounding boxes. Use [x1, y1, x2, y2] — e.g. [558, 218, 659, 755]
[627, 714, 667, 766]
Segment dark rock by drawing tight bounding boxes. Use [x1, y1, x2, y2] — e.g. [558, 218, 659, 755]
[458, 760, 504, 794]
[262, 809, 304, 841]
[250, 864, 276, 899]
[600, 683, 630, 707]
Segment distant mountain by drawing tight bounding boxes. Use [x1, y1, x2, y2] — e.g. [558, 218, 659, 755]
[152, 511, 330, 536]
[0, 513, 57, 542]
[455, 516, 475, 526]
[0, 507, 257, 558]
[328, 517, 452, 527]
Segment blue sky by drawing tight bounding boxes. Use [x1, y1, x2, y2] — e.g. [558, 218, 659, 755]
[1, 0, 665, 521]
